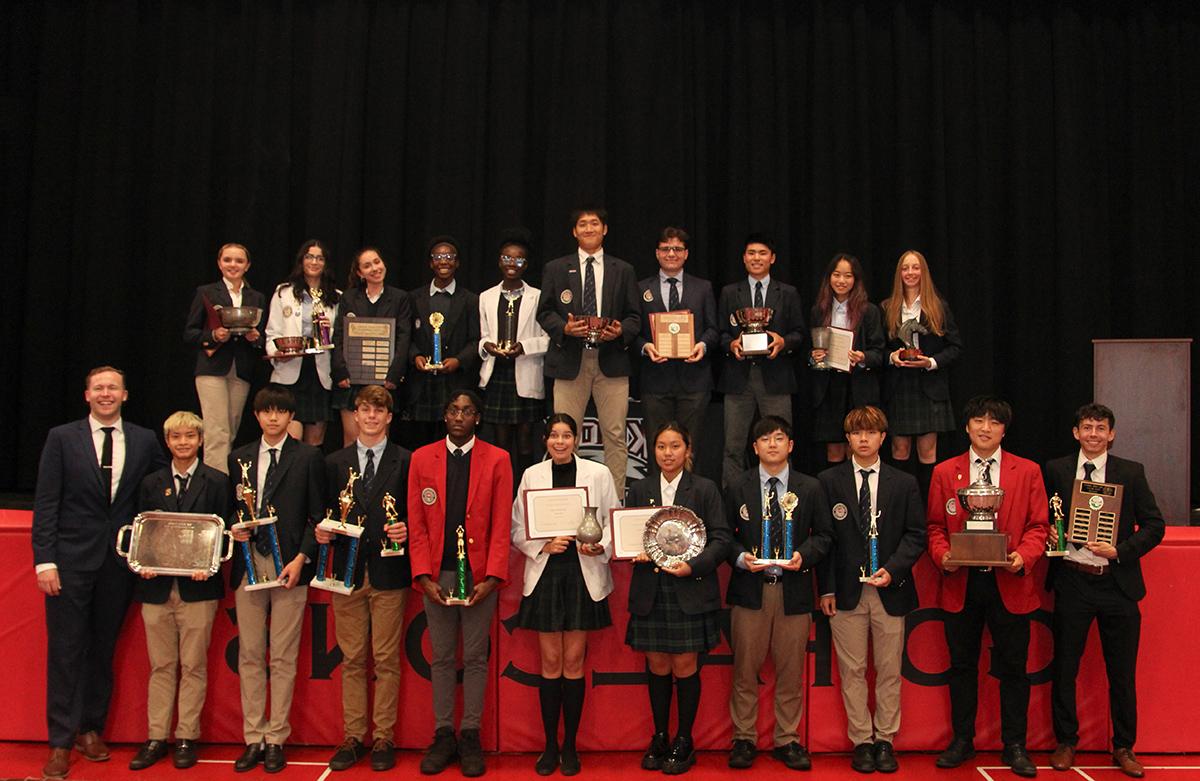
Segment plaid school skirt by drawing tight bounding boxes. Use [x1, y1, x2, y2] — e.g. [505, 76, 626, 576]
[482, 358, 544, 425]
[884, 369, 955, 435]
[625, 573, 721, 654]
[517, 547, 611, 632]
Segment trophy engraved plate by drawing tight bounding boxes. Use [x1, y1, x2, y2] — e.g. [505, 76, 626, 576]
[116, 512, 233, 577]
[312, 470, 366, 595]
[1068, 479, 1122, 547]
[734, 307, 774, 356]
[650, 311, 695, 359]
[346, 317, 395, 384]
[643, 506, 707, 567]
[946, 478, 1011, 567]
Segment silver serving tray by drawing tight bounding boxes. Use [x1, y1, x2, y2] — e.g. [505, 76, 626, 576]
[116, 511, 232, 577]
[643, 506, 706, 566]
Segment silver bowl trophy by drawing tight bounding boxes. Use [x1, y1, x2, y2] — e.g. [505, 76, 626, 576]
[582, 316, 613, 350]
[643, 506, 707, 566]
[215, 305, 263, 336]
[311, 470, 365, 595]
[230, 459, 285, 590]
[734, 307, 774, 356]
[810, 327, 831, 370]
[946, 478, 1011, 567]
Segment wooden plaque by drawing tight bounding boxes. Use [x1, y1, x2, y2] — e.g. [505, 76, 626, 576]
[345, 316, 395, 385]
[1068, 479, 1123, 547]
[650, 310, 695, 359]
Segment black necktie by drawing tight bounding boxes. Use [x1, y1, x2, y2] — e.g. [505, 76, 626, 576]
[100, 426, 114, 504]
[767, 476, 784, 557]
[583, 257, 598, 317]
[363, 448, 376, 492]
[261, 448, 279, 511]
[453, 447, 464, 460]
[666, 277, 680, 311]
[176, 474, 190, 510]
[977, 457, 994, 485]
[1083, 461, 1096, 480]
[858, 469, 874, 536]
[754, 280, 764, 309]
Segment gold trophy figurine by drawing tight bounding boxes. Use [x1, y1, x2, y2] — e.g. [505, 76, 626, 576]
[427, 311, 446, 372]
[380, 492, 405, 557]
[1046, 493, 1068, 557]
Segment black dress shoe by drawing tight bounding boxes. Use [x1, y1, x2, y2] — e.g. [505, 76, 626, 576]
[729, 739, 757, 769]
[641, 732, 670, 771]
[662, 736, 696, 775]
[535, 744, 559, 775]
[772, 742, 812, 771]
[1001, 744, 1037, 778]
[370, 739, 396, 772]
[873, 741, 898, 773]
[234, 743, 265, 773]
[264, 743, 287, 774]
[935, 737, 976, 769]
[173, 739, 198, 769]
[560, 745, 581, 776]
[851, 743, 876, 773]
[130, 740, 169, 771]
[458, 728, 485, 778]
[329, 737, 368, 770]
[421, 727, 458, 774]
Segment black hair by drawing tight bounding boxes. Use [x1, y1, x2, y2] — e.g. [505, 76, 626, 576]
[570, 206, 608, 226]
[962, 395, 1013, 427]
[285, 239, 340, 305]
[751, 415, 793, 441]
[543, 412, 578, 438]
[444, 389, 483, 414]
[1073, 403, 1116, 428]
[253, 383, 297, 414]
[743, 232, 777, 255]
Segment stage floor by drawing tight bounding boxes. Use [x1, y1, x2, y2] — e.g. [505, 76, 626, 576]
[2, 743, 1199, 781]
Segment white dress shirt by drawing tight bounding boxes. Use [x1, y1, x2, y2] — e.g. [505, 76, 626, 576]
[659, 470, 683, 507]
[831, 298, 850, 329]
[969, 447, 1003, 485]
[256, 437, 286, 508]
[747, 274, 772, 304]
[224, 277, 244, 308]
[90, 415, 126, 502]
[428, 279, 458, 298]
[444, 436, 476, 456]
[577, 249, 605, 314]
[851, 456, 882, 521]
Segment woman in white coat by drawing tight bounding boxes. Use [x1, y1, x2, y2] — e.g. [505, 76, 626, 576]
[264, 239, 343, 445]
[479, 229, 548, 474]
[510, 413, 618, 776]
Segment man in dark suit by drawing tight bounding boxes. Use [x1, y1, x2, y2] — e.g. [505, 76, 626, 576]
[227, 385, 325, 774]
[129, 411, 233, 771]
[536, 207, 640, 494]
[725, 416, 832, 771]
[407, 390, 512, 777]
[1044, 403, 1164, 778]
[926, 396, 1048, 778]
[182, 242, 266, 473]
[635, 226, 719, 461]
[817, 406, 926, 774]
[717, 233, 805, 489]
[32, 366, 166, 779]
[406, 236, 481, 449]
[317, 386, 413, 773]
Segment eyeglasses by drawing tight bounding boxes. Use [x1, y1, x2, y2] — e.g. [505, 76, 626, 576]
[445, 407, 478, 419]
[431, 253, 458, 262]
[656, 246, 687, 255]
[303, 253, 325, 262]
[500, 255, 527, 266]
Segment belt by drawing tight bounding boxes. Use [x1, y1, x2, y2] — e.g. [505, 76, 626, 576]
[763, 574, 782, 585]
[1064, 559, 1109, 576]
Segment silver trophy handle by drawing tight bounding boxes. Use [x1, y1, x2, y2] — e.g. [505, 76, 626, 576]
[115, 524, 134, 559]
[220, 529, 236, 562]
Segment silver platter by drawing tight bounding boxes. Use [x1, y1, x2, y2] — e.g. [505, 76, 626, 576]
[116, 511, 232, 577]
[643, 506, 706, 566]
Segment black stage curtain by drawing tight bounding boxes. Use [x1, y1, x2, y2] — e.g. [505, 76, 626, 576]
[3, 1, 1197, 498]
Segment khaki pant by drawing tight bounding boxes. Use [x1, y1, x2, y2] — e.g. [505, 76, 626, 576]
[331, 572, 407, 741]
[830, 584, 905, 745]
[729, 583, 811, 745]
[235, 551, 308, 744]
[553, 350, 629, 494]
[195, 364, 250, 474]
[141, 583, 219, 740]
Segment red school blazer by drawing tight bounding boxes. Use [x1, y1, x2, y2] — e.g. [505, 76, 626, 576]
[406, 438, 514, 587]
[926, 450, 1049, 615]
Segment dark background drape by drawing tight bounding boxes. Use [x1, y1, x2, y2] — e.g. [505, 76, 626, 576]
[2, 0, 1197, 503]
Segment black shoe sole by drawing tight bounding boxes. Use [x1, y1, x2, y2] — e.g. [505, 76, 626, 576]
[662, 753, 696, 775]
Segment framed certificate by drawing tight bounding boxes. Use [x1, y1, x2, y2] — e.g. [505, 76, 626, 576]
[610, 506, 659, 560]
[345, 316, 395, 385]
[523, 486, 590, 540]
[650, 311, 695, 359]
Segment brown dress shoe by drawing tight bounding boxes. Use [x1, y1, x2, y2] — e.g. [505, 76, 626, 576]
[1050, 743, 1075, 771]
[1113, 747, 1145, 778]
[44, 747, 71, 779]
[74, 731, 111, 762]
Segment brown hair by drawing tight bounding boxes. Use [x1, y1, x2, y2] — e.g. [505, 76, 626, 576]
[881, 250, 946, 338]
[812, 253, 869, 332]
[216, 242, 251, 264]
[85, 365, 126, 387]
[354, 384, 393, 412]
[843, 405, 889, 433]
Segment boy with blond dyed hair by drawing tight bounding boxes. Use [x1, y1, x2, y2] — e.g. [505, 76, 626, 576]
[130, 411, 233, 771]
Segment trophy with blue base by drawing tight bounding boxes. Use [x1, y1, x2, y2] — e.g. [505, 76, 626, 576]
[859, 510, 883, 582]
[426, 312, 446, 373]
[231, 459, 285, 590]
[311, 470, 365, 595]
[752, 489, 800, 565]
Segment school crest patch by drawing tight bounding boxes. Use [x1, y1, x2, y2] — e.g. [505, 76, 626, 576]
[945, 497, 958, 516]
[738, 503, 749, 520]
[832, 502, 848, 521]
[643, 289, 654, 302]
[421, 487, 438, 506]
[560, 289, 573, 305]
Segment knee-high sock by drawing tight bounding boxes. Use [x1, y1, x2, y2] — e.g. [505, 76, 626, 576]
[916, 460, 934, 505]
[561, 677, 586, 751]
[647, 671, 673, 735]
[539, 676, 563, 751]
[675, 672, 701, 740]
